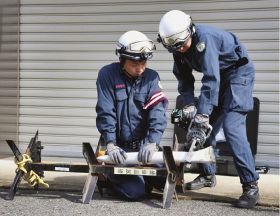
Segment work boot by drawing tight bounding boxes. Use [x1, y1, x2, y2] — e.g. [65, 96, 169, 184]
[185, 174, 216, 190]
[235, 181, 259, 208]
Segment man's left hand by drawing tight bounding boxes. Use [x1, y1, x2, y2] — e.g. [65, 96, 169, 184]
[138, 143, 159, 164]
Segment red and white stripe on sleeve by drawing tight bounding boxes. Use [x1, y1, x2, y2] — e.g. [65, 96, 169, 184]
[143, 91, 168, 110]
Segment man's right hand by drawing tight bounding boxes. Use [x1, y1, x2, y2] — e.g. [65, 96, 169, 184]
[193, 114, 210, 130]
[182, 104, 197, 120]
[106, 143, 127, 165]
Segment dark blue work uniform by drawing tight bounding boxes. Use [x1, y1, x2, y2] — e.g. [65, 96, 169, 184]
[96, 62, 167, 200]
[173, 25, 259, 184]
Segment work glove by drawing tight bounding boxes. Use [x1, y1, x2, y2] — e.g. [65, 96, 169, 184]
[182, 104, 197, 120]
[138, 142, 159, 164]
[193, 114, 210, 130]
[106, 143, 127, 165]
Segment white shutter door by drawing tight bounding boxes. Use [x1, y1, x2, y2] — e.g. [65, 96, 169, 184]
[0, 0, 19, 155]
[20, 0, 279, 168]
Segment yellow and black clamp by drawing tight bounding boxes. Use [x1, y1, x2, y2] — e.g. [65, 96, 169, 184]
[15, 154, 49, 189]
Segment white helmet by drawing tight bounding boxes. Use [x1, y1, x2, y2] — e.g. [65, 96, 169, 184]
[116, 30, 156, 61]
[158, 10, 194, 52]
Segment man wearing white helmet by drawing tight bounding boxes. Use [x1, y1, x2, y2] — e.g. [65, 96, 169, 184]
[158, 10, 259, 208]
[96, 30, 167, 200]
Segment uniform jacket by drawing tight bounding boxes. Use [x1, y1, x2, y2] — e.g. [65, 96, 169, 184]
[173, 25, 255, 115]
[96, 62, 168, 146]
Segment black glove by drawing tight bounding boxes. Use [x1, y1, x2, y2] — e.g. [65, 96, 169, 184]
[171, 104, 196, 128]
[106, 143, 127, 165]
[138, 142, 159, 164]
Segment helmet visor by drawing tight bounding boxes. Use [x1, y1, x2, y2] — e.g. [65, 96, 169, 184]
[161, 29, 191, 52]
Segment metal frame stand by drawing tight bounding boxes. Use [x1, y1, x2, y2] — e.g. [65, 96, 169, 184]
[5, 131, 184, 209]
[82, 142, 181, 208]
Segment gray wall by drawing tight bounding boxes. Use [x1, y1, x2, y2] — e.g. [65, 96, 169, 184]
[18, 0, 279, 167]
[0, 0, 19, 155]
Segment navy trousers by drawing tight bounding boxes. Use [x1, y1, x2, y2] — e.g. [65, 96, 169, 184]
[199, 61, 260, 184]
[107, 172, 165, 200]
[199, 108, 259, 184]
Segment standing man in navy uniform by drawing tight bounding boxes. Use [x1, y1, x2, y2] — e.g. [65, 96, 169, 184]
[96, 30, 168, 200]
[157, 10, 259, 208]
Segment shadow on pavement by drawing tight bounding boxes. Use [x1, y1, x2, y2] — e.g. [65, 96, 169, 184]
[178, 190, 236, 203]
[0, 187, 83, 203]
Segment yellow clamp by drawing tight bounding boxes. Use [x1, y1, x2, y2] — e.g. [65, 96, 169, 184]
[16, 154, 32, 174]
[15, 154, 49, 188]
[24, 170, 49, 188]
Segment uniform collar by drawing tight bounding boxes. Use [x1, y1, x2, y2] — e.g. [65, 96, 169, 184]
[119, 66, 145, 83]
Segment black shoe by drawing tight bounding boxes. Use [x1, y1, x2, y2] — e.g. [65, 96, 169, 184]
[185, 174, 216, 190]
[235, 181, 259, 208]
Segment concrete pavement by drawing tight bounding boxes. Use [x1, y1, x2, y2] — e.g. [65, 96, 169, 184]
[0, 155, 279, 207]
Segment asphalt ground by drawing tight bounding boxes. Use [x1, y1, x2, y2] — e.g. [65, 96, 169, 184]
[0, 156, 279, 215]
[0, 188, 279, 216]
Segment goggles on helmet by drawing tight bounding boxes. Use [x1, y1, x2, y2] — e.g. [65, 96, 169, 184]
[116, 40, 156, 61]
[117, 40, 155, 53]
[129, 40, 156, 53]
[160, 28, 191, 53]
